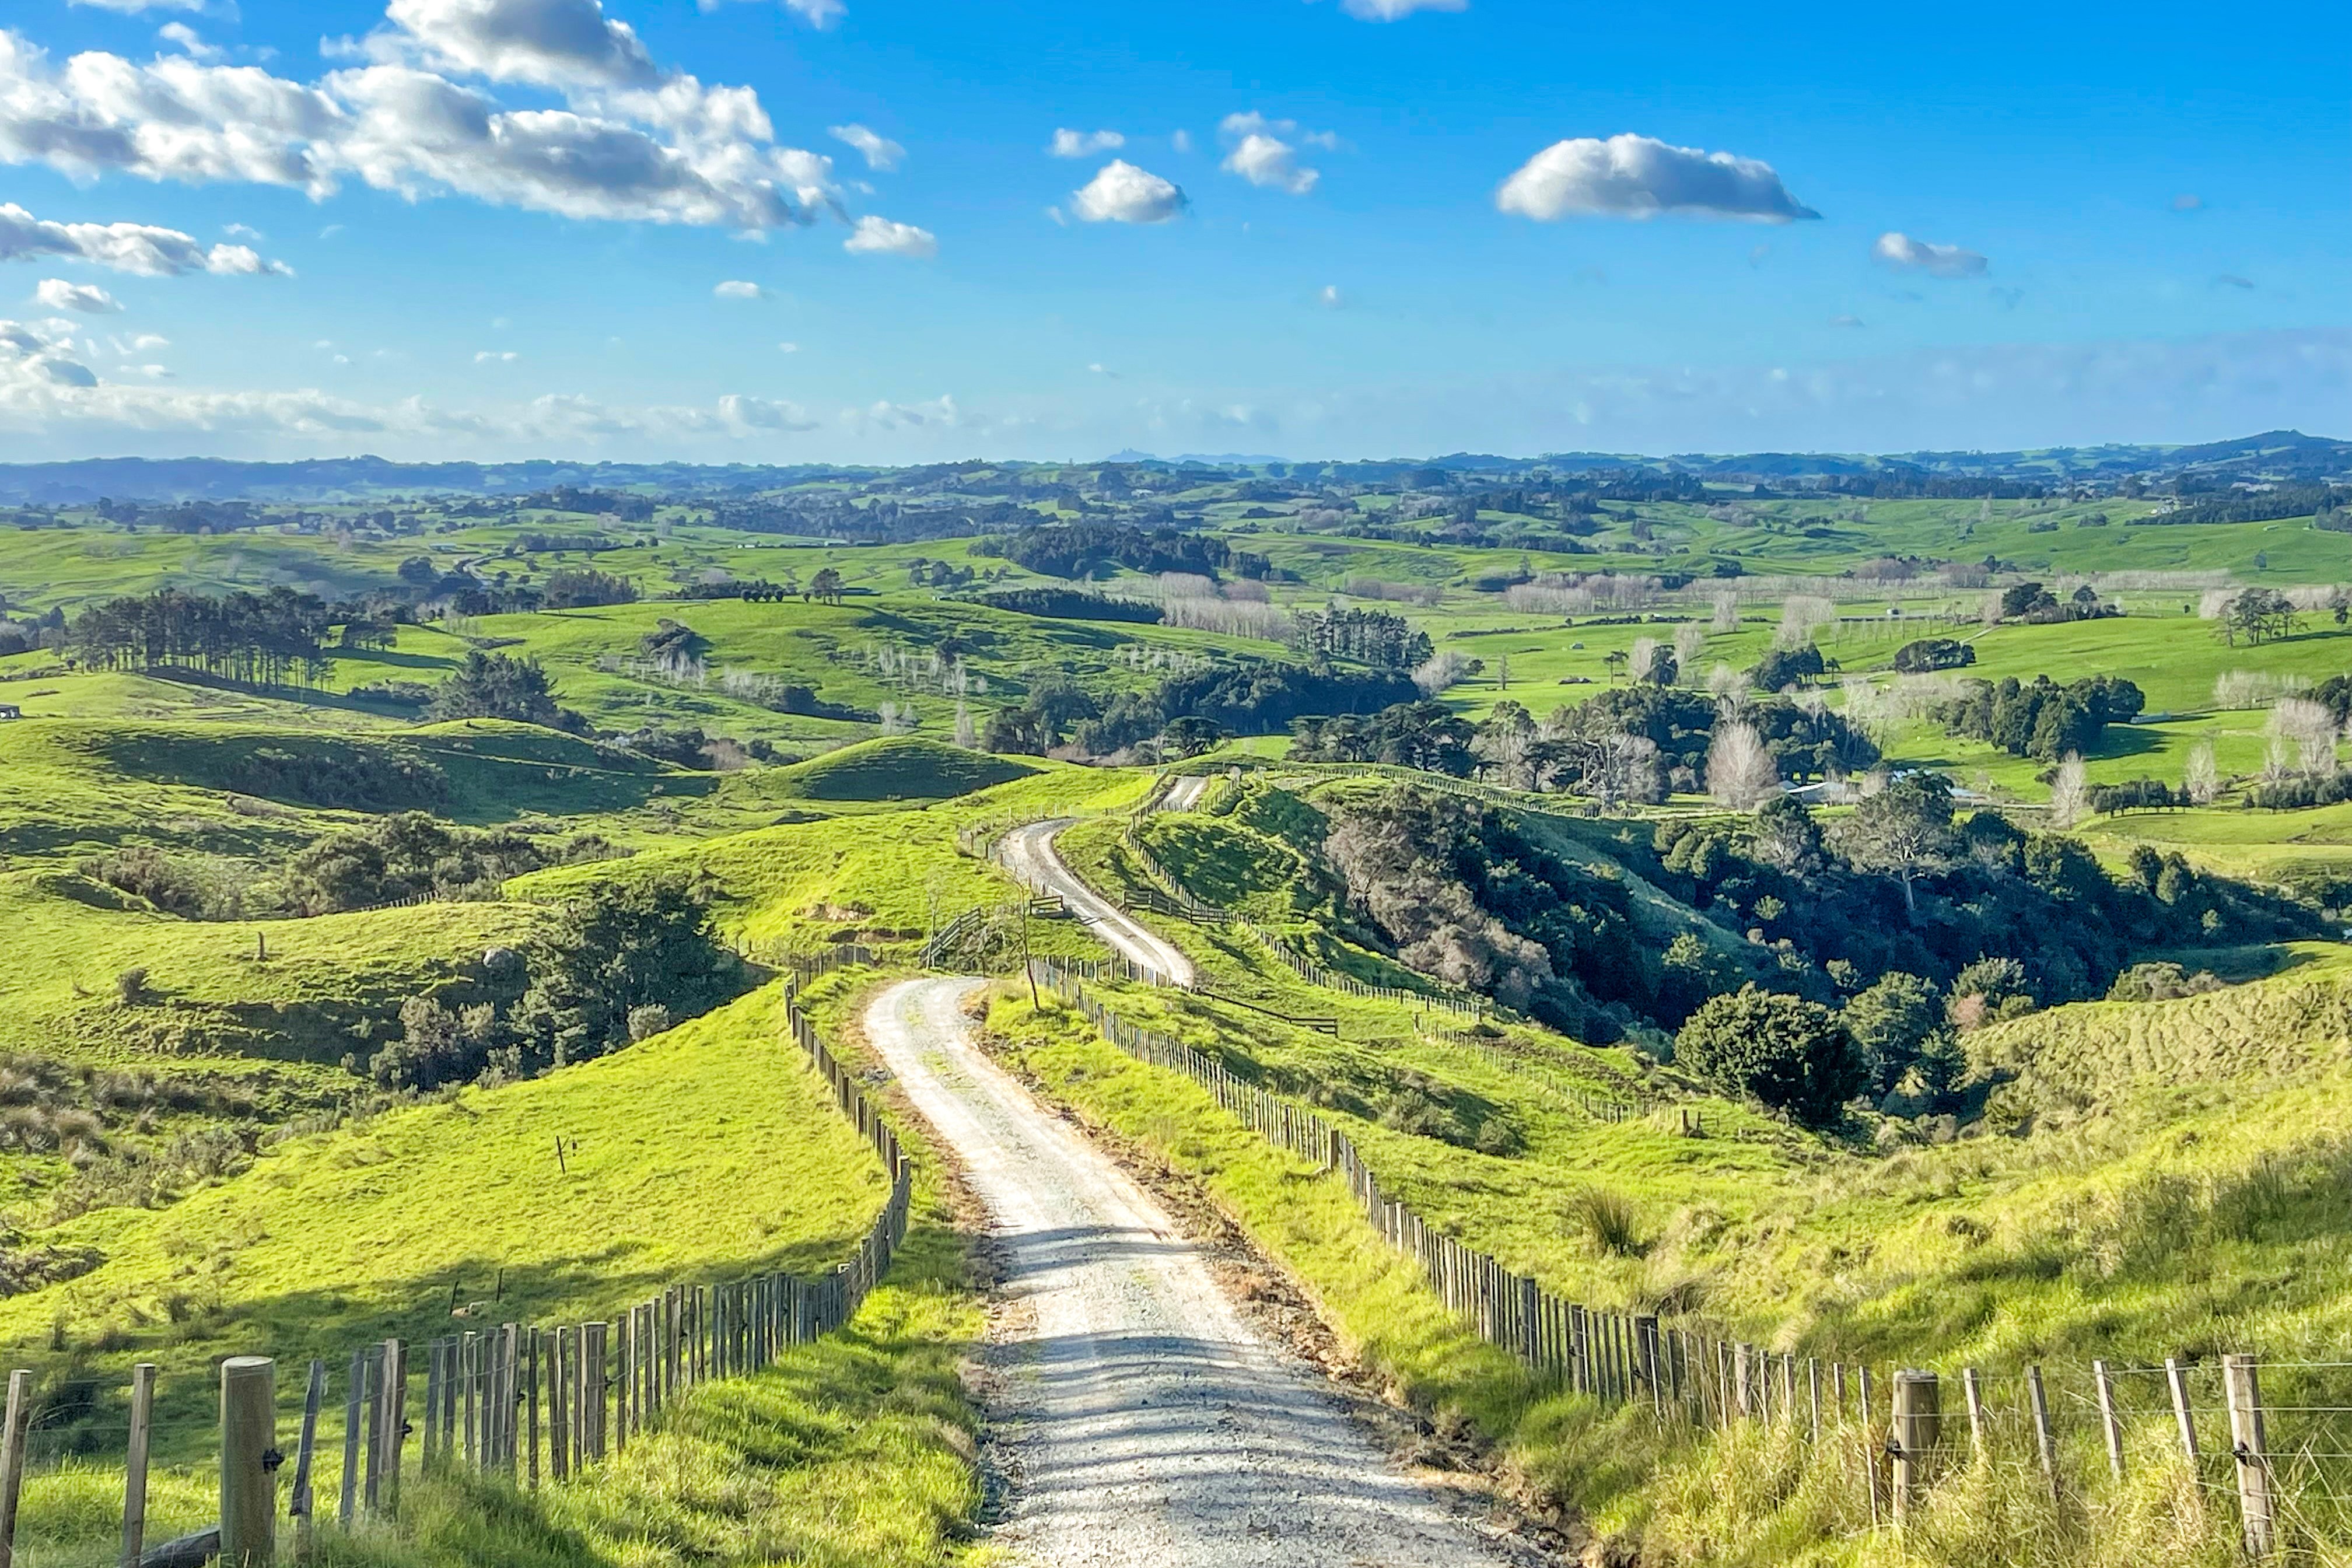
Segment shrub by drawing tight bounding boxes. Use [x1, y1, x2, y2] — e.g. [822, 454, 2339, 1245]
[1674, 986, 1864, 1128]
[626, 1004, 673, 1042]
[2106, 963, 2224, 1003]
[1749, 645, 1825, 692]
[1567, 1188, 1647, 1256]
[115, 968, 149, 1006]
[1892, 638, 1975, 674]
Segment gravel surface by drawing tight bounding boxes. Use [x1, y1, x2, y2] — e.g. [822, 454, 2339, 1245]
[866, 977, 1534, 1568]
[1159, 775, 1212, 810]
[998, 818, 1196, 988]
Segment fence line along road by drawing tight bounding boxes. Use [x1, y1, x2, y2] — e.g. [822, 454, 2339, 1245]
[0, 957, 908, 1568]
[1026, 954, 2315, 1558]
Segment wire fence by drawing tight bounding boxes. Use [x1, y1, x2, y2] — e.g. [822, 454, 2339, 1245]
[0, 957, 909, 1567]
[1028, 950, 2343, 1556]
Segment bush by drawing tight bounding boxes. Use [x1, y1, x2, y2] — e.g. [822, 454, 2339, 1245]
[1674, 986, 1864, 1128]
[114, 968, 149, 1006]
[2107, 963, 2224, 1003]
[426, 651, 584, 732]
[1567, 1188, 1646, 1256]
[626, 1004, 673, 1042]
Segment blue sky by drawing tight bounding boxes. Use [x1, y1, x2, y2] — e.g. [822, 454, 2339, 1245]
[0, 0, 2342, 463]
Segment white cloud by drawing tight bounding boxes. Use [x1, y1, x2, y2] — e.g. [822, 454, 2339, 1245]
[36, 278, 122, 313]
[847, 394, 958, 430]
[1071, 160, 1186, 225]
[718, 392, 814, 430]
[1829, 314, 1866, 328]
[65, 0, 202, 12]
[691, 0, 843, 27]
[776, 340, 798, 353]
[1320, 284, 1342, 307]
[473, 349, 517, 361]
[713, 279, 765, 299]
[0, 202, 288, 277]
[1331, 0, 1466, 17]
[1497, 133, 1819, 223]
[1170, 128, 1192, 154]
[1219, 113, 1329, 195]
[156, 23, 223, 62]
[843, 214, 936, 257]
[1048, 127, 1124, 159]
[828, 123, 902, 172]
[0, 13, 848, 235]
[1873, 231, 1987, 278]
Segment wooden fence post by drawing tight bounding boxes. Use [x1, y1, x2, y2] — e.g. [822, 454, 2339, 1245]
[2166, 1357, 2201, 1469]
[2027, 1365, 2060, 1504]
[546, 1331, 568, 1483]
[337, 1348, 363, 1528]
[1962, 1367, 1986, 1458]
[290, 1359, 324, 1563]
[526, 1328, 540, 1489]
[0, 1368, 29, 1568]
[2094, 1360, 2125, 1481]
[1890, 1370, 1938, 1525]
[2223, 1354, 2274, 1559]
[219, 1356, 276, 1568]
[1807, 1359, 1821, 1442]
[379, 1340, 405, 1516]
[123, 1362, 156, 1568]
[359, 1345, 383, 1515]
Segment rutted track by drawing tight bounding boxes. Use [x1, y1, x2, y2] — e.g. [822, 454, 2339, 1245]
[865, 978, 1532, 1568]
[998, 817, 1196, 988]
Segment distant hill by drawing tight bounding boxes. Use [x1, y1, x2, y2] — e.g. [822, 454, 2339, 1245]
[2, 430, 2343, 501]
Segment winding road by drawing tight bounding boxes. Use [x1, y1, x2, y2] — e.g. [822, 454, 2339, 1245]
[864, 977, 1531, 1567]
[996, 818, 1196, 988]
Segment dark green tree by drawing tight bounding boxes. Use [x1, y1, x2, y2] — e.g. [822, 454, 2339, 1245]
[1841, 972, 1949, 1094]
[1833, 773, 1959, 914]
[1674, 985, 1864, 1128]
[427, 651, 572, 729]
[515, 874, 740, 1068]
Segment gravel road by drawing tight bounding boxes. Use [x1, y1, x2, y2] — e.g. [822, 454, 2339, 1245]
[866, 977, 1532, 1567]
[998, 818, 1196, 988]
[1159, 774, 1212, 810]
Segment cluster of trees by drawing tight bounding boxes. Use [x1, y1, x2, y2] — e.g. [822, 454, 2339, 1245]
[905, 557, 981, 589]
[2155, 484, 2349, 527]
[72, 589, 334, 687]
[1749, 645, 1828, 692]
[1997, 582, 2115, 624]
[539, 568, 639, 609]
[1312, 776, 2319, 1112]
[1927, 674, 2146, 762]
[976, 523, 1265, 582]
[285, 816, 620, 914]
[520, 487, 659, 523]
[368, 875, 741, 1089]
[977, 587, 1163, 624]
[2213, 588, 2307, 646]
[1052, 661, 1415, 758]
[427, 651, 589, 733]
[1460, 688, 1877, 803]
[1289, 606, 1433, 670]
[1292, 701, 1476, 774]
[1892, 638, 1976, 673]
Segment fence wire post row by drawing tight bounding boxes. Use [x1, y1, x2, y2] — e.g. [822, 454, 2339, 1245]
[1026, 951, 2319, 1559]
[4, 968, 907, 1567]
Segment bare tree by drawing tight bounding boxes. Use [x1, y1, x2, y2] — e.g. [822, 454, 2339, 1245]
[2185, 738, 2220, 805]
[1776, 595, 1836, 650]
[1629, 636, 1664, 682]
[1412, 649, 1476, 695]
[2049, 752, 2090, 828]
[954, 699, 978, 749]
[2271, 696, 2341, 776]
[1673, 622, 1706, 678]
[1707, 720, 1780, 811]
[1711, 592, 1740, 635]
[1706, 662, 1746, 706]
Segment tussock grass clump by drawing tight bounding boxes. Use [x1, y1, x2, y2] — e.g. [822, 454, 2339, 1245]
[1569, 1188, 1648, 1258]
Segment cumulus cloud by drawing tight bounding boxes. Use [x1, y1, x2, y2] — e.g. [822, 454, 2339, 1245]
[0, 7, 849, 235]
[0, 202, 287, 276]
[829, 123, 902, 171]
[36, 278, 122, 313]
[713, 278, 765, 299]
[1497, 133, 1819, 223]
[690, 0, 843, 27]
[843, 215, 936, 257]
[1071, 160, 1185, 224]
[1218, 112, 1336, 195]
[156, 24, 222, 61]
[1048, 128, 1124, 159]
[1873, 231, 1987, 278]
